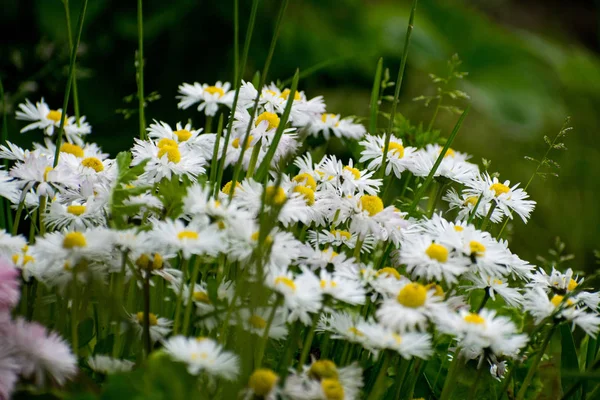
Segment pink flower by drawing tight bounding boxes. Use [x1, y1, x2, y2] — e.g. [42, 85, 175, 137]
[0, 342, 19, 400]
[0, 258, 19, 312]
[7, 318, 77, 386]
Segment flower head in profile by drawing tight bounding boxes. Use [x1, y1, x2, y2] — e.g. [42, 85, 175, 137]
[177, 81, 234, 116]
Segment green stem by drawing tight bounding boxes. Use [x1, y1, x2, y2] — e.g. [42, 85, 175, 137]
[369, 58, 383, 134]
[0, 78, 8, 230]
[245, 138, 262, 178]
[408, 107, 469, 214]
[172, 257, 189, 335]
[38, 196, 47, 235]
[214, 0, 260, 196]
[209, 114, 224, 194]
[230, 0, 289, 190]
[297, 308, 322, 372]
[63, 0, 80, 125]
[439, 350, 461, 400]
[205, 115, 213, 133]
[367, 352, 392, 400]
[136, 0, 146, 140]
[479, 202, 497, 231]
[233, 0, 239, 83]
[11, 199, 25, 236]
[393, 358, 411, 400]
[516, 325, 556, 400]
[255, 296, 282, 368]
[467, 364, 486, 400]
[53, 0, 88, 167]
[182, 257, 203, 335]
[353, 237, 364, 260]
[71, 274, 79, 357]
[477, 287, 491, 312]
[426, 182, 440, 218]
[405, 359, 426, 400]
[379, 0, 418, 179]
[466, 195, 483, 224]
[142, 270, 151, 357]
[426, 95, 442, 133]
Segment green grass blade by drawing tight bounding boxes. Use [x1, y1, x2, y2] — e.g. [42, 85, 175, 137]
[369, 58, 383, 135]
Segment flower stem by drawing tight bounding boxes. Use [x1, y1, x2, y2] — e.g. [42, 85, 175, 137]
[439, 349, 461, 400]
[379, 0, 419, 179]
[182, 256, 202, 335]
[255, 295, 282, 368]
[516, 325, 556, 400]
[136, 0, 146, 141]
[142, 270, 151, 357]
[63, 0, 81, 125]
[466, 195, 483, 225]
[297, 309, 322, 372]
[467, 363, 486, 400]
[393, 358, 411, 399]
[172, 257, 189, 335]
[477, 287, 491, 312]
[53, 0, 88, 167]
[367, 351, 391, 400]
[479, 202, 497, 231]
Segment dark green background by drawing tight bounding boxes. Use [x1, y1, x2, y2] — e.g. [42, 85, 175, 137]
[1, 0, 599, 271]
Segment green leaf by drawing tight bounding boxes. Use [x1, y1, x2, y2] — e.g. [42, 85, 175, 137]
[78, 318, 95, 348]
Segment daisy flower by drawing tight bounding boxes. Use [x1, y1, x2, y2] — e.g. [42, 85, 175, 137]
[307, 228, 376, 254]
[410, 144, 479, 184]
[235, 307, 289, 340]
[349, 194, 407, 244]
[87, 355, 134, 374]
[10, 153, 79, 198]
[359, 134, 418, 178]
[15, 98, 91, 145]
[244, 368, 280, 400]
[0, 169, 20, 203]
[44, 198, 106, 230]
[130, 311, 172, 343]
[356, 321, 433, 360]
[464, 173, 536, 223]
[149, 219, 226, 259]
[443, 188, 503, 223]
[176, 81, 234, 116]
[464, 273, 523, 308]
[0, 230, 27, 260]
[318, 155, 381, 196]
[146, 120, 203, 144]
[318, 270, 366, 305]
[284, 360, 363, 400]
[376, 281, 446, 332]
[307, 113, 366, 141]
[163, 336, 239, 380]
[0, 258, 20, 311]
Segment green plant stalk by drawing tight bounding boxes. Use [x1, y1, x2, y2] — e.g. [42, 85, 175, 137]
[254, 69, 299, 182]
[426, 95, 443, 133]
[172, 257, 190, 335]
[71, 273, 79, 356]
[393, 358, 411, 399]
[0, 78, 8, 230]
[229, 0, 289, 191]
[479, 202, 497, 231]
[467, 364, 486, 400]
[182, 256, 203, 335]
[466, 195, 483, 225]
[405, 359, 427, 400]
[367, 351, 391, 400]
[255, 295, 283, 368]
[477, 287, 491, 312]
[38, 195, 47, 235]
[353, 237, 364, 260]
[136, 0, 146, 141]
[245, 138, 262, 178]
[52, 0, 88, 167]
[11, 199, 25, 236]
[233, 0, 239, 83]
[297, 308, 322, 372]
[63, 0, 81, 124]
[439, 350, 461, 400]
[214, 0, 260, 196]
[205, 115, 213, 133]
[369, 58, 383, 134]
[516, 325, 557, 400]
[408, 106, 469, 213]
[209, 114, 225, 193]
[142, 270, 151, 357]
[379, 0, 418, 179]
[426, 182, 440, 218]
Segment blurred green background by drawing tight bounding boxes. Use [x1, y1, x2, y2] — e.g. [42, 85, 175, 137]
[1, 0, 599, 271]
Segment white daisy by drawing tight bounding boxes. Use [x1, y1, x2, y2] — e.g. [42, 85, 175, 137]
[359, 134, 418, 178]
[176, 81, 234, 116]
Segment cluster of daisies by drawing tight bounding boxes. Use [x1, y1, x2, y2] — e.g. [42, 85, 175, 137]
[0, 79, 596, 399]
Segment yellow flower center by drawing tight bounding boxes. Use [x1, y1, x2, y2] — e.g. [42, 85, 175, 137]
[177, 230, 199, 241]
[60, 143, 84, 158]
[323, 248, 339, 261]
[136, 253, 163, 270]
[23, 255, 34, 265]
[551, 295, 574, 308]
[309, 360, 338, 380]
[469, 241, 486, 257]
[490, 182, 510, 197]
[46, 110, 62, 123]
[67, 205, 86, 216]
[232, 135, 254, 149]
[376, 267, 401, 280]
[444, 148, 456, 158]
[293, 185, 315, 205]
[425, 283, 445, 297]
[348, 327, 364, 337]
[11, 254, 19, 264]
[81, 157, 104, 172]
[249, 369, 279, 396]
[135, 311, 158, 326]
[255, 112, 280, 130]
[63, 232, 87, 249]
[43, 166, 53, 181]
[158, 138, 178, 149]
[265, 186, 287, 206]
[280, 88, 301, 101]
[343, 166, 361, 180]
[173, 129, 192, 142]
[221, 180, 241, 195]
[321, 379, 344, 400]
[293, 173, 317, 190]
[157, 146, 181, 164]
[454, 225, 464, 232]
[264, 89, 278, 97]
[251, 231, 274, 246]
[464, 196, 478, 206]
[464, 313, 485, 325]
[568, 279, 578, 292]
[193, 291, 211, 304]
[493, 279, 503, 285]
[274, 276, 296, 291]
[204, 85, 224, 97]
[320, 280, 338, 289]
[321, 113, 340, 127]
[425, 243, 448, 263]
[331, 229, 351, 240]
[397, 283, 428, 308]
[359, 195, 384, 216]
[249, 314, 267, 329]
[387, 142, 405, 158]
